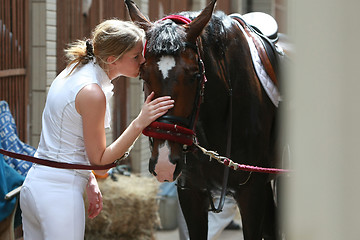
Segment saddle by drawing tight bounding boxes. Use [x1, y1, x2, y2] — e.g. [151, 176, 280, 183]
[242, 12, 278, 42]
[231, 12, 281, 87]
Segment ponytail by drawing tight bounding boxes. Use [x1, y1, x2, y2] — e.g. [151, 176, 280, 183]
[64, 39, 95, 75]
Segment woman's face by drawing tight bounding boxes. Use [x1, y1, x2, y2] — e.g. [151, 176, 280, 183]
[109, 41, 145, 79]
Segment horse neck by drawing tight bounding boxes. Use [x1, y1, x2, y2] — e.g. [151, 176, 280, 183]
[197, 19, 257, 141]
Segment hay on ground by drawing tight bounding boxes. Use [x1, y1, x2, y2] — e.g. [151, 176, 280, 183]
[85, 173, 160, 240]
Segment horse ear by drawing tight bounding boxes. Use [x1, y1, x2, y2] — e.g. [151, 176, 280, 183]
[185, 0, 217, 43]
[124, 0, 152, 31]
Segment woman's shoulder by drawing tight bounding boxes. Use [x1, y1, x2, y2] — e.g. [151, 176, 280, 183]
[75, 83, 106, 115]
[78, 83, 104, 99]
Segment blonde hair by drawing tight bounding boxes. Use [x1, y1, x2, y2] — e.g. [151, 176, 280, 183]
[65, 19, 145, 74]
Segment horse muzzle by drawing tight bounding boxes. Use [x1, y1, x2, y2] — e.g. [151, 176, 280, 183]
[148, 140, 184, 182]
[143, 117, 195, 182]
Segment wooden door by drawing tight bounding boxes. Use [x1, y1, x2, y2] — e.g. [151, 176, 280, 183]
[0, 0, 29, 141]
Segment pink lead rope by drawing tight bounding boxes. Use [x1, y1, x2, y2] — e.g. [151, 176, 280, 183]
[193, 142, 292, 174]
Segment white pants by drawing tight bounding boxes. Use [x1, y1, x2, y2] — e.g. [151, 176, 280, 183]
[20, 165, 89, 240]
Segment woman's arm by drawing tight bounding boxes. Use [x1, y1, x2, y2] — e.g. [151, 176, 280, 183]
[76, 84, 174, 169]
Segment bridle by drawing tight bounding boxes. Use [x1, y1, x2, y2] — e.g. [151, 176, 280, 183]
[142, 15, 206, 148]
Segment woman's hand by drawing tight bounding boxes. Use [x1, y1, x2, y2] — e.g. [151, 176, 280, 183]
[135, 92, 174, 129]
[86, 172, 103, 219]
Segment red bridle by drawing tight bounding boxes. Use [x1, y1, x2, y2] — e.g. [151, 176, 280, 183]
[141, 15, 206, 146]
[142, 122, 195, 146]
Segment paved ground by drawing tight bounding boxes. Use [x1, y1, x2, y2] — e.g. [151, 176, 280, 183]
[155, 196, 244, 240]
[156, 227, 244, 240]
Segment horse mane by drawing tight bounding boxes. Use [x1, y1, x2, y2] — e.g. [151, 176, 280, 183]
[146, 11, 229, 57]
[146, 19, 186, 55]
[181, 10, 230, 61]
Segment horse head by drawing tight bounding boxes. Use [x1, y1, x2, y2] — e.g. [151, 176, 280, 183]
[125, 0, 217, 182]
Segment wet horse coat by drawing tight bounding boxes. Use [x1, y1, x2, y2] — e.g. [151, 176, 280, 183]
[125, 0, 281, 239]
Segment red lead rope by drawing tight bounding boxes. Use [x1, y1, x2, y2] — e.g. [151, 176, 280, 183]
[0, 148, 117, 170]
[193, 142, 292, 174]
[223, 158, 291, 174]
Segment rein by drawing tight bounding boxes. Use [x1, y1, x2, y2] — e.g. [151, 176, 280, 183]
[0, 148, 125, 170]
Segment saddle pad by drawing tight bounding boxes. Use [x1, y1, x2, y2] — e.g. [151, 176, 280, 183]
[231, 15, 281, 107]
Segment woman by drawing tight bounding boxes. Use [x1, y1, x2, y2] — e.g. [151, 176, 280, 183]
[20, 19, 174, 240]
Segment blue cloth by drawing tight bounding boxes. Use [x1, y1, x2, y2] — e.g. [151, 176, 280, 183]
[0, 101, 35, 176]
[158, 182, 177, 197]
[0, 154, 25, 222]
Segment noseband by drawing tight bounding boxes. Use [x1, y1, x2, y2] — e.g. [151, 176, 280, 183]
[142, 15, 206, 146]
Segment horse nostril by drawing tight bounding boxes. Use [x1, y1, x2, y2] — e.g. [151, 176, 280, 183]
[173, 160, 184, 181]
[148, 157, 158, 176]
[170, 156, 180, 165]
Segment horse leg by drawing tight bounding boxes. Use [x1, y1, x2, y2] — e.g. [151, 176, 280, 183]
[262, 181, 279, 240]
[177, 186, 209, 240]
[235, 175, 269, 240]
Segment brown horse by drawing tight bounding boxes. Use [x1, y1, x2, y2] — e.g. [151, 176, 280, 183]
[125, 0, 282, 239]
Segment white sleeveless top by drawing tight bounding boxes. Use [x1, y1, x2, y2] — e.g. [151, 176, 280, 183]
[35, 61, 113, 174]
